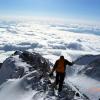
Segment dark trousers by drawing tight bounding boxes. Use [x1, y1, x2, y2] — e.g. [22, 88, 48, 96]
[55, 72, 65, 92]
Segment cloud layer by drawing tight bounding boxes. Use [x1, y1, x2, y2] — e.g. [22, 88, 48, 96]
[0, 19, 100, 62]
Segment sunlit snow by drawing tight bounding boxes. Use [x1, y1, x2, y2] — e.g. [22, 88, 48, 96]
[0, 18, 100, 100]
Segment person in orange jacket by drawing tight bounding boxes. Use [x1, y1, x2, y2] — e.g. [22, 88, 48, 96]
[49, 56, 74, 92]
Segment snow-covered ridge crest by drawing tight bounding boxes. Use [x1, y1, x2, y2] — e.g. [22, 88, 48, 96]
[0, 50, 91, 100]
[77, 55, 100, 81]
[0, 50, 51, 85]
[66, 54, 100, 78]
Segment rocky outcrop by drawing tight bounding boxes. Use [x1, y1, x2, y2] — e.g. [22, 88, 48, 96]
[74, 54, 100, 81]
[0, 63, 2, 69]
[79, 58, 100, 81]
[0, 50, 50, 85]
[0, 50, 89, 100]
[75, 54, 100, 65]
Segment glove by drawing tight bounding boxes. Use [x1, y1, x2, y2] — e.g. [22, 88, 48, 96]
[70, 61, 74, 66]
[72, 61, 75, 65]
[49, 72, 53, 77]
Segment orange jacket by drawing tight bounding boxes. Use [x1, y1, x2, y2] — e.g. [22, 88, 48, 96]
[53, 59, 73, 73]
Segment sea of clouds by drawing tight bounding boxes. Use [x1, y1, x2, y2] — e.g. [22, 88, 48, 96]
[0, 19, 100, 63]
[0, 18, 100, 100]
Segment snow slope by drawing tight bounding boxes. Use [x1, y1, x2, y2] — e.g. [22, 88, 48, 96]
[0, 51, 87, 100]
[0, 79, 34, 100]
[68, 75, 100, 100]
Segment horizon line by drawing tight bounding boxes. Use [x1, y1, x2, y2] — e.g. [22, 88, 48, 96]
[0, 15, 100, 26]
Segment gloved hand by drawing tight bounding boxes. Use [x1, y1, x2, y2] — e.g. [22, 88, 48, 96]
[49, 72, 53, 77]
[70, 61, 74, 66]
[72, 61, 75, 65]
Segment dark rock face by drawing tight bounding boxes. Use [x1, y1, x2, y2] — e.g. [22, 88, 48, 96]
[77, 55, 100, 81]
[19, 51, 50, 76]
[82, 59, 100, 81]
[72, 54, 100, 81]
[0, 63, 2, 69]
[75, 55, 100, 65]
[0, 50, 50, 85]
[66, 55, 100, 76]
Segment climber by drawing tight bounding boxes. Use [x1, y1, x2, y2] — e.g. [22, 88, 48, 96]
[49, 56, 74, 92]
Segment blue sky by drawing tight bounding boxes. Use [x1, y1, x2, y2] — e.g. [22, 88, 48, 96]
[0, 0, 100, 23]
